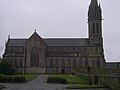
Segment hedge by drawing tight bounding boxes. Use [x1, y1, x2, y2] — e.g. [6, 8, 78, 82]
[47, 77, 67, 84]
[0, 76, 26, 83]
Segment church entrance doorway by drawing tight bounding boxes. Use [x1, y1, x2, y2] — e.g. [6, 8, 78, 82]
[61, 69, 65, 74]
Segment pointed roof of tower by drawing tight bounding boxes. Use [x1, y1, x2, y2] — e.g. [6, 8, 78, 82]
[99, 3, 102, 9]
[88, 0, 102, 21]
[90, 0, 98, 7]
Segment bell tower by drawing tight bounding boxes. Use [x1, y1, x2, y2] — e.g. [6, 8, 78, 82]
[88, 0, 103, 46]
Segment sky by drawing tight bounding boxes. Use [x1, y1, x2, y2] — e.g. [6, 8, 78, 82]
[0, 0, 120, 62]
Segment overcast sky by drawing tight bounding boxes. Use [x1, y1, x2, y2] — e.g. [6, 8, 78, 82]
[0, 0, 120, 62]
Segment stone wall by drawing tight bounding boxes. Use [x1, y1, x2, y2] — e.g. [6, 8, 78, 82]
[99, 76, 120, 90]
[76, 67, 120, 76]
[76, 67, 120, 90]
[91, 68, 120, 76]
[46, 68, 75, 74]
[25, 67, 46, 74]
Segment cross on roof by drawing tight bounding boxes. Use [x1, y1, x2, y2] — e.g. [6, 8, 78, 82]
[34, 29, 36, 32]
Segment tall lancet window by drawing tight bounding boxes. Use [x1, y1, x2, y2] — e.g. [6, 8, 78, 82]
[31, 47, 39, 67]
[93, 23, 95, 34]
[96, 23, 99, 33]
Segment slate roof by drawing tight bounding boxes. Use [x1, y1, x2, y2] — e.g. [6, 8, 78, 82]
[7, 39, 27, 46]
[44, 38, 89, 46]
[106, 62, 120, 68]
[7, 38, 89, 47]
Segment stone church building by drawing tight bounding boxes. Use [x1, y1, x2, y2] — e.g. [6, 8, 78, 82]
[3, 0, 105, 74]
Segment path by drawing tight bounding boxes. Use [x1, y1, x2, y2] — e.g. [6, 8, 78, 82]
[0, 75, 112, 90]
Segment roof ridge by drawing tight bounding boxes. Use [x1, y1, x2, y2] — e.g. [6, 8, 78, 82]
[10, 38, 28, 40]
[43, 38, 88, 39]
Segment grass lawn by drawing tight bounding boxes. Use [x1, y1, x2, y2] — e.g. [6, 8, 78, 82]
[49, 74, 89, 84]
[66, 84, 107, 89]
[0, 74, 38, 81]
[49, 74, 107, 89]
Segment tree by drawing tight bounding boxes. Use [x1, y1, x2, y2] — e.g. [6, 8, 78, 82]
[0, 45, 4, 60]
[0, 45, 3, 51]
[87, 66, 92, 85]
[0, 60, 16, 75]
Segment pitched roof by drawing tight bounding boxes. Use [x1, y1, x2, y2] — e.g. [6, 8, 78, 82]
[106, 62, 120, 68]
[7, 39, 27, 46]
[7, 38, 89, 47]
[44, 38, 89, 46]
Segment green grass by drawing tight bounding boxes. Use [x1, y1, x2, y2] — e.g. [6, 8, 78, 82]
[49, 74, 107, 89]
[66, 84, 107, 89]
[49, 74, 89, 84]
[0, 74, 38, 81]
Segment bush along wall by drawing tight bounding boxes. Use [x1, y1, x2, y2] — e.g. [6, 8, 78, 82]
[47, 77, 67, 84]
[99, 76, 120, 90]
[76, 68, 120, 90]
[0, 76, 26, 83]
[0, 60, 16, 75]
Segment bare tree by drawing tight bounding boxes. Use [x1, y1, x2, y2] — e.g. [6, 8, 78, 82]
[0, 45, 4, 51]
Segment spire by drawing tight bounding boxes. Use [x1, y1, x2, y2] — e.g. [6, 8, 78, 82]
[99, 3, 101, 9]
[88, 0, 102, 20]
[90, 0, 98, 7]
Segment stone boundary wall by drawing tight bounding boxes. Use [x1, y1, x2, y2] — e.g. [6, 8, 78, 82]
[46, 68, 75, 74]
[76, 67, 120, 76]
[91, 68, 120, 76]
[99, 76, 120, 90]
[25, 67, 46, 74]
[76, 68, 120, 90]
[17, 67, 46, 74]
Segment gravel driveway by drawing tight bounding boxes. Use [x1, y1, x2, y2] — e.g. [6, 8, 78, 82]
[0, 75, 112, 90]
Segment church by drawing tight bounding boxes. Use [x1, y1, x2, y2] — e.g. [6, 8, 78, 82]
[3, 0, 105, 74]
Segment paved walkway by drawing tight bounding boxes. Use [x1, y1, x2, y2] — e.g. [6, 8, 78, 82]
[0, 75, 112, 90]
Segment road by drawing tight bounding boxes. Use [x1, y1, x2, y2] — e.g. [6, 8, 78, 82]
[0, 75, 112, 90]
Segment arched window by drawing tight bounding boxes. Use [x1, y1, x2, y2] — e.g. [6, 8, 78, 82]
[50, 58, 53, 68]
[20, 57, 23, 68]
[92, 59, 95, 67]
[85, 58, 88, 67]
[68, 59, 71, 67]
[31, 47, 39, 67]
[96, 23, 99, 33]
[15, 58, 18, 68]
[97, 59, 100, 67]
[95, 47, 98, 51]
[79, 58, 82, 67]
[93, 23, 95, 34]
[73, 59, 76, 67]
[55, 60, 59, 68]
[62, 58, 65, 68]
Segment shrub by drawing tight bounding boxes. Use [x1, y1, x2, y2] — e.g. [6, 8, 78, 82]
[0, 77, 14, 83]
[14, 77, 26, 83]
[47, 77, 67, 84]
[0, 77, 3, 82]
[0, 60, 16, 75]
[0, 76, 26, 83]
